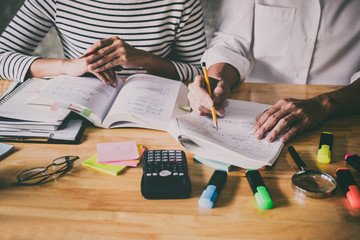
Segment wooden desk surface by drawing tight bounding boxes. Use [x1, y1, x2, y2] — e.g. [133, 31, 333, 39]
[0, 80, 359, 240]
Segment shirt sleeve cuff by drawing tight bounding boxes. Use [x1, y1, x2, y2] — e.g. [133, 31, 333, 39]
[201, 47, 251, 81]
[19, 56, 40, 82]
[170, 61, 202, 82]
[0, 52, 40, 82]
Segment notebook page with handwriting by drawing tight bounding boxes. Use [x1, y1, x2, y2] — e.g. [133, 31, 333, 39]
[168, 99, 284, 169]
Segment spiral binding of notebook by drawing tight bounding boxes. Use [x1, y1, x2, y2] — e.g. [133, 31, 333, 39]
[0, 78, 34, 106]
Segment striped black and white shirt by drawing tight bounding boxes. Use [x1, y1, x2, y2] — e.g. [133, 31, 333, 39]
[0, 0, 206, 82]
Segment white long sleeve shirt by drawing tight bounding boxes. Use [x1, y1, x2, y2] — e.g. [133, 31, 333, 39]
[202, 0, 360, 85]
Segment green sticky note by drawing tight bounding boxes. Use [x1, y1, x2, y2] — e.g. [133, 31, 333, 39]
[81, 108, 92, 117]
[82, 154, 126, 176]
[178, 104, 191, 112]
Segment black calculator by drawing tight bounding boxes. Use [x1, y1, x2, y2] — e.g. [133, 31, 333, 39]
[141, 150, 191, 199]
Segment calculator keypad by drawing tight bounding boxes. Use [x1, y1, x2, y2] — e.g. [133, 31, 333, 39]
[144, 150, 186, 177]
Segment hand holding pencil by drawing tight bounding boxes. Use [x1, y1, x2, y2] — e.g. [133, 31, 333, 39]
[187, 63, 231, 124]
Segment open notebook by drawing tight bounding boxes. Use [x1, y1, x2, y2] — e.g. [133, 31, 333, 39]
[167, 99, 284, 169]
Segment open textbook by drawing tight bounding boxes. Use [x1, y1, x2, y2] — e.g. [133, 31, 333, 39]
[30, 74, 189, 131]
[167, 99, 284, 169]
[0, 78, 70, 130]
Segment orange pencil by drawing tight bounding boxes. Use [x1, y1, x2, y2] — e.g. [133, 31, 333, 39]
[201, 62, 218, 130]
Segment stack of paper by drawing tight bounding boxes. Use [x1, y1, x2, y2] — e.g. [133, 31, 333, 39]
[0, 78, 70, 131]
[82, 141, 145, 176]
[0, 78, 85, 143]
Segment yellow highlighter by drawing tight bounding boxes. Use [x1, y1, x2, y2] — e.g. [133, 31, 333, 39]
[201, 62, 218, 130]
[317, 132, 334, 164]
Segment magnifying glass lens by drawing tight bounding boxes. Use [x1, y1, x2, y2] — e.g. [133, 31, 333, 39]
[292, 171, 336, 193]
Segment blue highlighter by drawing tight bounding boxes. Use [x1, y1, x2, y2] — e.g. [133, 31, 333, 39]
[198, 169, 227, 208]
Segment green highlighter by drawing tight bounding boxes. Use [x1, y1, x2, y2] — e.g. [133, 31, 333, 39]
[245, 170, 273, 210]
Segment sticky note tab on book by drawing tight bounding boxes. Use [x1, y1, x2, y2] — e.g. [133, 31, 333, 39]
[82, 154, 127, 176]
[97, 141, 139, 163]
[81, 108, 92, 118]
[50, 101, 62, 111]
[60, 103, 70, 109]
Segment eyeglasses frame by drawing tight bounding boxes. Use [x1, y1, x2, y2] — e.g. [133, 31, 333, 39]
[13, 155, 79, 186]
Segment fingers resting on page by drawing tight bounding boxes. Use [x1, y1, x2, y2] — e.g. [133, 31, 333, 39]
[251, 96, 332, 143]
[89, 68, 118, 87]
[187, 75, 230, 116]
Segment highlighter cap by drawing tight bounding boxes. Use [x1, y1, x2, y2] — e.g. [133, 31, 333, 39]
[345, 154, 360, 174]
[254, 186, 274, 210]
[317, 132, 333, 164]
[198, 170, 227, 208]
[347, 186, 360, 208]
[246, 170, 273, 210]
[198, 185, 217, 208]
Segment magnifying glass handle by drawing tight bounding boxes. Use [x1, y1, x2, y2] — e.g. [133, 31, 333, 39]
[288, 146, 307, 171]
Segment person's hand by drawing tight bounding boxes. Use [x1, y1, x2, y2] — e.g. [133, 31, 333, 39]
[62, 57, 118, 87]
[84, 36, 149, 73]
[187, 75, 230, 116]
[251, 95, 332, 143]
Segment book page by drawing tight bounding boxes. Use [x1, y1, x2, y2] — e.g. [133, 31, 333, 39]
[32, 75, 123, 125]
[103, 74, 185, 130]
[172, 99, 284, 167]
[0, 78, 69, 123]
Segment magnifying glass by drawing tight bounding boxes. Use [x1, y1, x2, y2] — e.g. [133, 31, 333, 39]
[288, 146, 337, 198]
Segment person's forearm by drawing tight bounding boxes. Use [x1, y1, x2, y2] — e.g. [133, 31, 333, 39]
[323, 78, 360, 118]
[207, 63, 240, 88]
[142, 52, 179, 80]
[29, 58, 89, 80]
[29, 58, 69, 78]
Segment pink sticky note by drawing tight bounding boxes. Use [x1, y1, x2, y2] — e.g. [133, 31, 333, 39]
[97, 141, 139, 163]
[104, 146, 145, 167]
[107, 160, 140, 167]
[51, 101, 61, 111]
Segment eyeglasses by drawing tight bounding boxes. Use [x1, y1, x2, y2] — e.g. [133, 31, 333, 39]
[13, 156, 79, 186]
